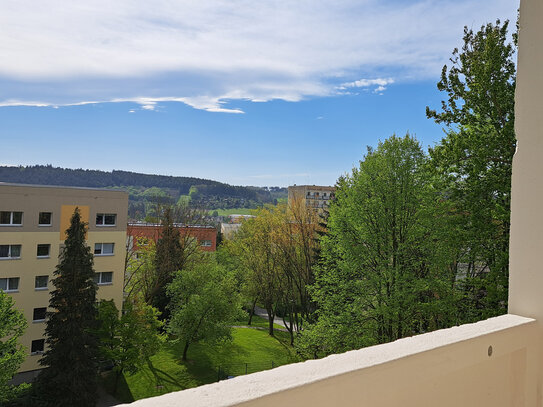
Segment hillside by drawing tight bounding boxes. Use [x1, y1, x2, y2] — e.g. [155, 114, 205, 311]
[0, 165, 287, 219]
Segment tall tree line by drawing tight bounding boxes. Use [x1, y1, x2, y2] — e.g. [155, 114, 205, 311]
[297, 19, 516, 356]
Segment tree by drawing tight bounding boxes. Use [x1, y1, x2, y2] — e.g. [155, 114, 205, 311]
[167, 256, 242, 361]
[426, 19, 516, 321]
[227, 208, 283, 336]
[35, 208, 99, 407]
[96, 300, 164, 394]
[0, 290, 27, 404]
[298, 135, 457, 356]
[151, 207, 183, 318]
[124, 237, 158, 303]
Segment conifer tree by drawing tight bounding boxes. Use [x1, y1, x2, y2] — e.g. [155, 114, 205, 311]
[35, 208, 99, 407]
[152, 207, 183, 318]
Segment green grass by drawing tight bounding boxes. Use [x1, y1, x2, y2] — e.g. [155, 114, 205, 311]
[104, 327, 299, 403]
[213, 208, 255, 216]
[233, 314, 285, 330]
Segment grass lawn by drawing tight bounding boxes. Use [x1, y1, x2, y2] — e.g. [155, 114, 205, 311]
[233, 314, 285, 330]
[104, 327, 299, 403]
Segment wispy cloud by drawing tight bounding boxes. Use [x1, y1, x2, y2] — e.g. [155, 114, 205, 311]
[0, 0, 517, 111]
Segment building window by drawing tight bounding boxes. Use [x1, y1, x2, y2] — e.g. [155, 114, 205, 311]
[35, 275, 49, 290]
[33, 307, 47, 322]
[38, 212, 52, 226]
[0, 211, 23, 226]
[94, 243, 114, 256]
[94, 272, 113, 285]
[0, 277, 20, 292]
[96, 213, 116, 226]
[200, 240, 212, 247]
[0, 244, 21, 259]
[31, 339, 45, 355]
[37, 244, 51, 258]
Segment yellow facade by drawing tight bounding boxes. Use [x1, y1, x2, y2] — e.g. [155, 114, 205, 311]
[0, 183, 128, 374]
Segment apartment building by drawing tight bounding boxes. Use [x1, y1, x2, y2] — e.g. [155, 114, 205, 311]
[0, 183, 128, 376]
[287, 185, 336, 212]
[127, 222, 217, 252]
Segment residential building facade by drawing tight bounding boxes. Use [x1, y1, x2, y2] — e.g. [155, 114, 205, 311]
[287, 185, 335, 213]
[0, 183, 128, 375]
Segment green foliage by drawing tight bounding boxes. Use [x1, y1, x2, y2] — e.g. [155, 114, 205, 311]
[426, 19, 516, 321]
[0, 290, 27, 404]
[35, 208, 99, 407]
[167, 255, 243, 361]
[299, 135, 458, 356]
[96, 300, 164, 393]
[125, 237, 157, 303]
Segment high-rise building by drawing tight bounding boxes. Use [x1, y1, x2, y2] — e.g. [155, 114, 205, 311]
[0, 183, 128, 379]
[287, 185, 336, 213]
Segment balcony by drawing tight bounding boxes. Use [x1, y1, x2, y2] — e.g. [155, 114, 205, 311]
[121, 1, 543, 405]
[122, 314, 538, 407]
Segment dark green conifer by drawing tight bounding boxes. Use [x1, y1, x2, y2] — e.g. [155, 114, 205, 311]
[35, 208, 98, 407]
[152, 207, 183, 318]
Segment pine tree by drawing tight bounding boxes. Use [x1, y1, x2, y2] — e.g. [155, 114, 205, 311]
[35, 208, 99, 407]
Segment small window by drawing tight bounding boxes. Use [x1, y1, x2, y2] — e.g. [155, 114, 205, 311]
[0, 244, 21, 259]
[31, 339, 45, 355]
[0, 211, 23, 226]
[38, 212, 52, 226]
[37, 244, 50, 258]
[96, 213, 116, 226]
[0, 277, 20, 292]
[35, 275, 49, 290]
[200, 240, 212, 247]
[94, 272, 113, 285]
[33, 307, 47, 322]
[94, 243, 114, 256]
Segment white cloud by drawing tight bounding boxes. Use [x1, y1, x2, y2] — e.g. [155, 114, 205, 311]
[0, 0, 518, 111]
[342, 78, 395, 88]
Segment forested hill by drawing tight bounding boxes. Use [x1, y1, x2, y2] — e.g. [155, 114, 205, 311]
[0, 165, 222, 191]
[0, 165, 287, 216]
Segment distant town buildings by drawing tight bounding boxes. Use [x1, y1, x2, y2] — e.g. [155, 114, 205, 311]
[0, 183, 128, 378]
[220, 214, 255, 240]
[287, 185, 336, 213]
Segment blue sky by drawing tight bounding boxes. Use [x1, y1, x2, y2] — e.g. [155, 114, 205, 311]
[0, 0, 518, 187]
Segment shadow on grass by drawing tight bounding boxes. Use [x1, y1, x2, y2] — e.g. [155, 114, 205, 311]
[102, 371, 135, 404]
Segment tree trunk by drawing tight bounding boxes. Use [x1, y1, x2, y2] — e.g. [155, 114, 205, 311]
[248, 298, 257, 325]
[266, 307, 275, 336]
[113, 369, 122, 395]
[182, 341, 190, 361]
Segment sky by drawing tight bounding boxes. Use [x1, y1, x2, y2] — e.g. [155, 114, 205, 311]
[0, 0, 518, 187]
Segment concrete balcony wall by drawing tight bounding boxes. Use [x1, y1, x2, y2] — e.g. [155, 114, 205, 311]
[122, 315, 538, 407]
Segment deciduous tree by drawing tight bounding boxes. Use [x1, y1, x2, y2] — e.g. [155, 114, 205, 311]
[167, 256, 242, 361]
[0, 290, 27, 404]
[426, 19, 516, 321]
[298, 135, 457, 356]
[96, 300, 164, 394]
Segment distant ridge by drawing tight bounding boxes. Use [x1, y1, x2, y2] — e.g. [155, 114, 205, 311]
[0, 165, 223, 191]
[0, 165, 287, 216]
